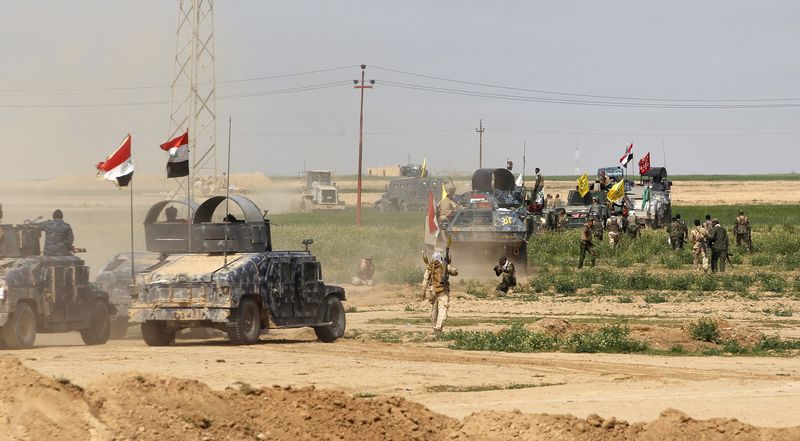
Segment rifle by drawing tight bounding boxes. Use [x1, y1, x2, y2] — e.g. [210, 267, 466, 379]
[421, 250, 431, 299]
[726, 251, 734, 269]
[442, 234, 452, 289]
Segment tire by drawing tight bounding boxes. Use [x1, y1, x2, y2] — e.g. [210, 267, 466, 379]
[141, 321, 175, 346]
[314, 296, 346, 343]
[80, 300, 112, 345]
[227, 299, 261, 345]
[2, 302, 37, 349]
[109, 317, 129, 339]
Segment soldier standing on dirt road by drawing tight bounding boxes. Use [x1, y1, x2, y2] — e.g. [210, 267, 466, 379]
[493, 256, 516, 294]
[689, 219, 709, 272]
[708, 219, 730, 273]
[578, 218, 597, 269]
[41, 209, 74, 256]
[422, 250, 458, 332]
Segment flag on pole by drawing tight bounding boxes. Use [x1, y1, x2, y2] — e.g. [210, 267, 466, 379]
[420, 158, 427, 177]
[441, 182, 448, 201]
[638, 152, 651, 175]
[577, 173, 590, 197]
[96, 134, 134, 187]
[641, 186, 651, 210]
[427, 190, 439, 236]
[607, 180, 625, 202]
[619, 143, 633, 167]
[160, 130, 189, 178]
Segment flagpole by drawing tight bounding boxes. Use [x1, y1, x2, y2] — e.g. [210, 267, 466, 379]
[129, 173, 135, 283]
[187, 130, 192, 253]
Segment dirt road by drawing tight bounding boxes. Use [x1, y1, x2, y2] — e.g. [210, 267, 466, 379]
[15, 286, 800, 428]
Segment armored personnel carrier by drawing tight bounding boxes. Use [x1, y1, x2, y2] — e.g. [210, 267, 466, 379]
[0, 221, 115, 349]
[128, 195, 346, 346]
[374, 164, 450, 212]
[424, 168, 532, 268]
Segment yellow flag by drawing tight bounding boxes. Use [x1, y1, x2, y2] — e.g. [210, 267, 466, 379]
[607, 180, 625, 202]
[420, 158, 427, 177]
[441, 182, 447, 201]
[577, 173, 590, 197]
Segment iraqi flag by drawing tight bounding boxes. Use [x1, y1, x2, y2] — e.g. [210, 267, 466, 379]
[96, 134, 133, 187]
[160, 130, 189, 178]
[427, 190, 439, 237]
[619, 143, 633, 167]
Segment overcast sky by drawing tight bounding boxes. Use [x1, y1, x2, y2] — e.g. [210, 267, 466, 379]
[1, 1, 798, 180]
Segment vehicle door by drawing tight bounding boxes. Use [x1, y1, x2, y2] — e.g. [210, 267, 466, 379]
[42, 262, 88, 323]
[263, 260, 295, 325]
[292, 260, 322, 319]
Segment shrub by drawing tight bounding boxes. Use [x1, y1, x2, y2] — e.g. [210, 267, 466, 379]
[566, 323, 649, 353]
[664, 274, 693, 291]
[757, 272, 787, 293]
[689, 317, 721, 343]
[753, 335, 800, 352]
[692, 275, 717, 292]
[721, 339, 749, 354]
[644, 292, 668, 304]
[442, 323, 559, 352]
[750, 255, 771, 267]
[617, 294, 634, 303]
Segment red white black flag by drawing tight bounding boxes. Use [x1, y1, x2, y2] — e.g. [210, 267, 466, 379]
[96, 134, 134, 187]
[427, 189, 439, 237]
[619, 143, 633, 166]
[160, 130, 189, 178]
[638, 152, 651, 175]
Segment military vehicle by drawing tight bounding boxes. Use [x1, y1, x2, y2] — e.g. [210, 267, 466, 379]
[374, 164, 450, 212]
[541, 190, 609, 230]
[299, 170, 345, 211]
[424, 168, 532, 268]
[0, 221, 115, 349]
[94, 252, 162, 338]
[628, 166, 672, 228]
[128, 195, 347, 346]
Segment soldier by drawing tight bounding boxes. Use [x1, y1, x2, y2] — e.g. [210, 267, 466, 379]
[703, 214, 713, 231]
[438, 187, 458, 230]
[544, 194, 553, 209]
[734, 210, 752, 251]
[588, 198, 604, 241]
[556, 208, 569, 231]
[41, 209, 74, 256]
[708, 219, 730, 273]
[164, 205, 179, 222]
[626, 212, 640, 239]
[533, 167, 544, 197]
[606, 214, 622, 249]
[598, 171, 611, 191]
[669, 214, 688, 250]
[422, 250, 458, 332]
[578, 218, 596, 269]
[553, 194, 563, 208]
[689, 219, 709, 272]
[351, 257, 374, 286]
[493, 256, 516, 294]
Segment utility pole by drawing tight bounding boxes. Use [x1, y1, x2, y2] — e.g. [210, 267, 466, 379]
[476, 119, 485, 168]
[353, 64, 375, 227]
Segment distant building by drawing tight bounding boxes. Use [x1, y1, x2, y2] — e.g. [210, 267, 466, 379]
[367, 165, 402, 177]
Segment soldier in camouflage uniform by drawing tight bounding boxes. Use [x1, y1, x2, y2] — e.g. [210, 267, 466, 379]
[438, 187, 458, 230]
[606, 214, 622, 249]
[422, 251, 458, 332]
[708, 220, 729, 273]
[578, 218, 596, 269]
[41, 209, 74, 256]
[669, 214, 688, 250]
[493, 256, 516, 294]
[734, 210, 752, 251]
[556, 208, 569, 232]
[626, 212, 640, 239]
[689, 219, 709, 272]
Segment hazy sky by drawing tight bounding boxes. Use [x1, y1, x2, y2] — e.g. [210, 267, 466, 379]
[1, 1, 798, 180]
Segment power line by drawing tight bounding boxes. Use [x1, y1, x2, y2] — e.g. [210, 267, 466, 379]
[378, 80, 800, 109]
[372, 65, 800, 103]
[0, 65, 359, 93]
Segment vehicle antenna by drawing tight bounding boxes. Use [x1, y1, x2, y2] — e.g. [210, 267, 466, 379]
[223, 117, 232, 269]
[522, 140, 526, 187]
[662, 140, 667, 168]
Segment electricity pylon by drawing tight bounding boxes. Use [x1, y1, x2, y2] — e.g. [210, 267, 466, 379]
[167, 0, 217, 198]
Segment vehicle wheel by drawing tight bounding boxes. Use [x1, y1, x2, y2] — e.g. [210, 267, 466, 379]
[80, 300, 111, 345]
[2, 302, 36, 349]
[141, 321, 175, 346]
[109, 317, 130, 339]
[314, 296, 346, 343]
[227, 299, 261, 345]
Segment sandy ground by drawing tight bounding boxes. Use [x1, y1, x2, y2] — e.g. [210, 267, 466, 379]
[11, 285, 800, 429]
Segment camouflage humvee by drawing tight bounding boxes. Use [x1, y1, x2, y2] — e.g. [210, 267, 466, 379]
[374, 164, 450, 212]
[0, 221, 115, 349]
[128, 196, 346, 346]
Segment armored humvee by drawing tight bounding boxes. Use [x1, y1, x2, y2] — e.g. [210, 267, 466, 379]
[374, 166, 450, 212]
[0, 222, 115, 349]
[128, 195, 347, 346]
[424, 168, 532, 268]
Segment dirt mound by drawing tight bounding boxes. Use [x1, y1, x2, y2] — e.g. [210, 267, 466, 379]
[3, 355, 800, 440]
[0, 357, 109, 441]
[454, 408, 798, 441]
